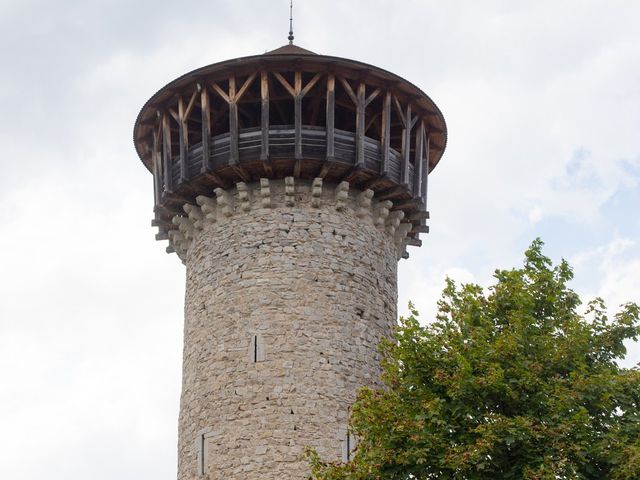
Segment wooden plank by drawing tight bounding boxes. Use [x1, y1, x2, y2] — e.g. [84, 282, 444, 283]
[260, 71, 269, 161]
[178, 97, 188, 183]
[200, 86, 212, 172]
[413, 120, 424, 198]
[380, 91, 391, 176]
[326, 74, 335, 161]
[228, 76, 239, 165]
[355, 82, 366, 167]
[161, 113, 173, 193]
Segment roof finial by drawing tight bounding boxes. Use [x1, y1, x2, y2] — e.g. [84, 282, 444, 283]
[288, 0, 294, 44]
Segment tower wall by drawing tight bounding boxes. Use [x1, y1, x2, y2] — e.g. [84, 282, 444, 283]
[175, 179, 400, 479]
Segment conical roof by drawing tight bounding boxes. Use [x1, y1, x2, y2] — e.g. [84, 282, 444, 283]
[265, 44, 316, 55]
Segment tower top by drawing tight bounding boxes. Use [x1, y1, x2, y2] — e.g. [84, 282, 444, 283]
[288, 0, 294, 45]
[133, 45, 447, 257]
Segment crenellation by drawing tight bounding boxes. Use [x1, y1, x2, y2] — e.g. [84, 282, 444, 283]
[237, 182, 252, 212]
[214, 188, 234, 217]
[334, 181, 349, 211]
[386, 210, 405, 236]
[284, 177, 295, 206]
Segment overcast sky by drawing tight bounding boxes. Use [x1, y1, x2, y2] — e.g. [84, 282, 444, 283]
[0, 1, 638, 478]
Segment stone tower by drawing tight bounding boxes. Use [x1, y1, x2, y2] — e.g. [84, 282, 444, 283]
[133, 40, 446, 479]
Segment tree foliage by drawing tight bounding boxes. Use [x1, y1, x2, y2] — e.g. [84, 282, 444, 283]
[308, 239, 640, 479]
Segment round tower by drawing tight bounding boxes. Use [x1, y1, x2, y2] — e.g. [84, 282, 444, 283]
[133, 40, 446, 480]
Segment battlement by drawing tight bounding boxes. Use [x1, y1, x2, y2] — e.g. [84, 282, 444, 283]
[167, 178, 423, 263]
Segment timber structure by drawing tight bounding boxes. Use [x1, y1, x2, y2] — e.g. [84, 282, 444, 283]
[133, 44, 447, 255]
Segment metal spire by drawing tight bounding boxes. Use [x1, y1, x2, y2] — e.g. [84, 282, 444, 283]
[288, 0, 294, 44]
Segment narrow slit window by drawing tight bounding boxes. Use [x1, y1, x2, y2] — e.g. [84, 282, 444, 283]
[249, 334, 265, 362]
[197, 433, 206, 476]
[342, 431, 354, 463]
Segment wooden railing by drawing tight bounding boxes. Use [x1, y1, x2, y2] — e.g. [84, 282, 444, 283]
[167, 125, 412, 192]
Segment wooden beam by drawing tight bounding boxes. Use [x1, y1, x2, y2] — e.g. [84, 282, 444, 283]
[365, 87, 381, 107]
[422, 131, 430, 207]
[300, 72, 322, 97]
[200, 85, 212, 172]
[380, 91, 391, 176]
[413, 120, 425, 198]
[365, 111, 381, 135]
[355, 81, 366, 167]
[401, 103, 412, 186]
[392, 95, 405, 128]
[377, 185, 406, 201]
[161, 113, 173, 193]
[338, 76, 357, 105]
[178, 97, 188, 183]
[228, 76, 239, 165]
[235, 72, 257, 102]
[184, 89, 198, 119]
[294, 72, 302, 160]
[152, 128, 162, 208]
[272, 72, 296, 97]
[326, 74, 336, 161]
[211, 82, 230, 103]
[260, 71, 269, 161]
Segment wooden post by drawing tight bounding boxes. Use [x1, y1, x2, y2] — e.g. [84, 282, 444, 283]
[178, 97, 188, 182]
[200, 85, 212, 172]
[228, 76, 239, 165]
[152, 128, 162, 207]
[294, 71, 302, 160]
[380, 91, 391, 176]
[355, 82, 366, 167]
[422, 131, 430, 207]
[401, 103, 412, 186]
[161, 113, 173, 193]
[413, 120, 424, 198]
[326, 74, 335, 161]
[260, 71, 269, 161]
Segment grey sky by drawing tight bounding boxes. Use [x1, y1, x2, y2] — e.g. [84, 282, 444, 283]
[1, 1, 639, 478]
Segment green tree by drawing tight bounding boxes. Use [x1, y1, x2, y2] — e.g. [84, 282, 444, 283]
[308, 239, 640, 479]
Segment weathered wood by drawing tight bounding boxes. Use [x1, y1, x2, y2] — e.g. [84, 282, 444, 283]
[178, 97, 189, 182]
[272, 72, 296, 97]
[326, 74, 335, 161]
[401, 103, 412, 186]
[355, 82, 366, 167]
[365, 87, 381, 107]
[377, 185, 406, 201]
[161, 113, 173, 193]
[184, 89, 198, 119]
[413, 120, 425, 198]
[235, 73, 257, 102]
[200, 85, 212, 172]
[300, 73, 322, 97]
[260, 71, 269, 161]
[294, 95, 302, 160]
[422, 130, 430, 207]
[380, 91, 391, 175]
[228, 76, 239, 165]
[338, 76, 357, 104]
[152, 128, 162, 208]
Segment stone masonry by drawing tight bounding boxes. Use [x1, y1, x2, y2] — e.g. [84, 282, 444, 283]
[171, 178, 406, 479]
